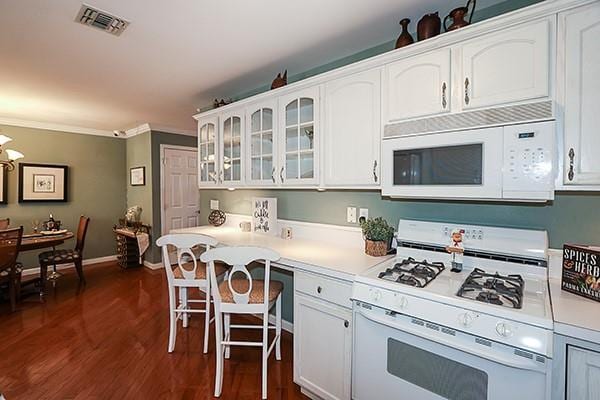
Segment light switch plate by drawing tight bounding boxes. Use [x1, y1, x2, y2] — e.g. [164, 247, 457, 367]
[359, 208, 369, 223]
[210, 200, 219, 210]
[347, 207, 357, 224]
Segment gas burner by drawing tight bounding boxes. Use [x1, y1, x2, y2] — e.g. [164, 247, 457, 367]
[457, 268, 524, 309]
[378, 257, 445, 288]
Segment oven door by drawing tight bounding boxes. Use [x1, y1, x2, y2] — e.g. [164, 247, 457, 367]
[352, 305, 550, 400]
[381, 127, 503, 199]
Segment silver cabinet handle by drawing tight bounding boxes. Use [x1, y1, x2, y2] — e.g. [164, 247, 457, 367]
[568, 148, 575, 181]
[219, 169, 224, 184]
[464, 77, 470, 105]
[442, 82, 447, 109]
[280, 167, 284, 183]
[373, 160, 378, 183]
[271, 167, 276, 183]
[344, 320, 349, 328]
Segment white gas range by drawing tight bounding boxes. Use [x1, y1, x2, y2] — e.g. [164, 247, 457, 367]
[352, 219, 553, 400]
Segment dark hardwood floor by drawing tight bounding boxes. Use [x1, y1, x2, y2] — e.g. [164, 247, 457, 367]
[0, 262, 308, 400]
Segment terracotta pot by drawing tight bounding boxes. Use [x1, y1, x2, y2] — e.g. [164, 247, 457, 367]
[417, 12, 441, 41]
[365, 239, 388, 257]
[395, 18, 414, 49]
[444, 0, 477, 32]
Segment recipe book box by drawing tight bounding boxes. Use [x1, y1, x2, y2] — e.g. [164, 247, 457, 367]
[562, 244, 600, 303]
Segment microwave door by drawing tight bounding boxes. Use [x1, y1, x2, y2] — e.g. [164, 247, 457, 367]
[410, 154, 421, 184]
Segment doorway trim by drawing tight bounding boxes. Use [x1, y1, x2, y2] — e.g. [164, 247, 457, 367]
[160, 144, 198, 236]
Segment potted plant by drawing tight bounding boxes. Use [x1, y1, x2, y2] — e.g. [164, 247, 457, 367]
[360, 217, 395, 257]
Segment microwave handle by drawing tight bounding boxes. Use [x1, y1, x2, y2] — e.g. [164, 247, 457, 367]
[356, 306, 544, 372]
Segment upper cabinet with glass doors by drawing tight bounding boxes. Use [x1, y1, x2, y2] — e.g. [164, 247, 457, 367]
[198, 116, 219, 187]
[246, 99, 277, 185]
[278, 87, 320, 186]
[220, 110, 244, 187]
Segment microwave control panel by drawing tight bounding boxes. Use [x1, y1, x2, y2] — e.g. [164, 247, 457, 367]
[503, 121, 555, 198]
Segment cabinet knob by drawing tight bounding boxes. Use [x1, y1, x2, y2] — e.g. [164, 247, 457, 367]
[464, 77, 470, 105]
[373, 160, 378, 183]
[317, 286, 322, 294]
[442, 82, 447, 109]
[344, 320, 349, 328]
[568, 148, 575, 181]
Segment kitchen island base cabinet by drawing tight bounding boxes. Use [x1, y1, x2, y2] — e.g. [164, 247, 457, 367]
[294, 292, 352, 400]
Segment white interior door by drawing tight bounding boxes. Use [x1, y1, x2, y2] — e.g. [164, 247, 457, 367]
[163, 147, 199, 234]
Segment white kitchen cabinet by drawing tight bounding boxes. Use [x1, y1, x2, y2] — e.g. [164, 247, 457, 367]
[219, 109, 244, 187]
[279, 87, 320, 186]
[246, 99, 278, 185]
[294, 292, 352, 400]
[567, 346, 600, 400]
[324, 68, 381, 187]
[560, 2, 600, 186]
[460, 18, 551, 110]
[198, 115, 219, 187]
[384, 48, 451, 123]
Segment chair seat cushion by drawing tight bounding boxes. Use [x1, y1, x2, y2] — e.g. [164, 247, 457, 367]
[0, 262, 22, 277]
[173, 261, 227, 280]
[39, 249, 80, 265]
[218, 279, 283, 304]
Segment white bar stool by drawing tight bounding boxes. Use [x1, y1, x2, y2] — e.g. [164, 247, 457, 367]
[201, 246, 282, 400]
[156, 233, 227, 354]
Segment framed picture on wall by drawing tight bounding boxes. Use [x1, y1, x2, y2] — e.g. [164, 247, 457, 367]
[0, 165, 7, 204]
[130, 166, 145, 186]
[18, 163, 68, 202]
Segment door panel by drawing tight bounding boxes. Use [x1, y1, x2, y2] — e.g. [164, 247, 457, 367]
[164, 148, 199, 234]
[567, 346, 600, 400]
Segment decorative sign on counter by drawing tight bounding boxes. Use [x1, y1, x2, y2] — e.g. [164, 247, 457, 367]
[252, 197, 277, 235]
[562, 244, 600, 303]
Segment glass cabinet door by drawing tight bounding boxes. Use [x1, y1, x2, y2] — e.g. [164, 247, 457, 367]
[283, 93, 317, 183]
[222, 115, 242, 183]
[199, 121, 217, 184]
[249, 107, 275, 183]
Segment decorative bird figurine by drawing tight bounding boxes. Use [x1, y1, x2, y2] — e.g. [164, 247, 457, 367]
[271, 70, 288, 89]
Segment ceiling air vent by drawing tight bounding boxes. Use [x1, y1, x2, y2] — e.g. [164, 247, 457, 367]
[75, 4, 129, 36]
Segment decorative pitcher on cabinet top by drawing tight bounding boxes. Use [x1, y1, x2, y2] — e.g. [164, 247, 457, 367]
[444, 0, 477, 32]
[417, 12, 441, 41]
[395, 18, 414, 49]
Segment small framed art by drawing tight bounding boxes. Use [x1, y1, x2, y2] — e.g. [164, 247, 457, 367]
[130, 166, 146, 186]
[18, 163, 68, 202]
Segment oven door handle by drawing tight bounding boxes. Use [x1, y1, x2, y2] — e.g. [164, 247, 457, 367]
[356, 307, 545, 372]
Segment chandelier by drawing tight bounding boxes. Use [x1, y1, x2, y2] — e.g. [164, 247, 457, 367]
[0, 133, 24, 171]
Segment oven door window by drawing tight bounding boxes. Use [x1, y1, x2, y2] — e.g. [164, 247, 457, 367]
[393, 144, 483, 185]
[387, 338, 488, 400]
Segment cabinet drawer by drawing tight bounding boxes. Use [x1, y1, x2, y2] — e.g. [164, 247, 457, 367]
[295, 271, 352, 309]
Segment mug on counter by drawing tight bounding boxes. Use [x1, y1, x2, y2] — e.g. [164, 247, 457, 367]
[239, 221, 251, 232]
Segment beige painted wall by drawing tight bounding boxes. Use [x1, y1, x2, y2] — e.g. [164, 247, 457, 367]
[0, 124, 127, 268]
[126, 132, 153, 223]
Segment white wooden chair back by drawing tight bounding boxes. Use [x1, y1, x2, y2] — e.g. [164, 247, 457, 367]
[156, 233, 219, 283]
[200, 246, 280, 307]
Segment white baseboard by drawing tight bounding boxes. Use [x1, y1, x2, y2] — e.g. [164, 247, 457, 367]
[21, 255, 118, 276]
[143, 260, 164, 270]
[253, 312, 294, 334]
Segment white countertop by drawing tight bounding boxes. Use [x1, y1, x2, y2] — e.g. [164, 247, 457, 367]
[549, 277, 600, 343]
[172, 225, 392, 281]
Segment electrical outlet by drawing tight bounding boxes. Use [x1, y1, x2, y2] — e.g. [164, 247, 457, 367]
[359, 208, 369, 223]
[347, 207, 357, 224]
[210, 200, 219, 210]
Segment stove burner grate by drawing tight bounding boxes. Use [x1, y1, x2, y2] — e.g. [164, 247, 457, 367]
[377, 257, 445, 288]
[457, 268, 524, 309]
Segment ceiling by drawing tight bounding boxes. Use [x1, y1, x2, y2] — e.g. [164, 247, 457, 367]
[0, 0, 504, 136]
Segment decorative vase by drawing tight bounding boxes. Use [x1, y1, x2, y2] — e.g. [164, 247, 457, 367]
[444, 0, 477, 32]
[271, 70, 288, 90]
[365, 239, 388, 257]
[395, 18, 414, 49]
[417, 12, 441, 41]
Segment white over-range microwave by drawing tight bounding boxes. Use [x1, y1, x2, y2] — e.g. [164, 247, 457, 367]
[381, 121, 556, 201]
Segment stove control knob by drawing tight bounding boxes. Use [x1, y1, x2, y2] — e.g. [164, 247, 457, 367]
[370, 289, 382, 302]
[496, 322, 513, 338]
[458, 312, 475, 327]
[394, 294, 408, 310]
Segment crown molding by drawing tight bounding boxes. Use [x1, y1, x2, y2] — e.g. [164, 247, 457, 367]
[149, 124, 196, 136]
[0, 116, 118, 138]
[125, 123, 151, 138]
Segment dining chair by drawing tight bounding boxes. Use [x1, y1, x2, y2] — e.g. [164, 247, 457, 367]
[156, 233, 228, 354]
[0, 227, 23, 312]
[38, 216, 90, 284]
[200, 246, 282, 399]
[0, 218, 10, 230]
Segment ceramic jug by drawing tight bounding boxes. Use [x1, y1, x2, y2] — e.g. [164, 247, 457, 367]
[417, 12, 441, 41]
[444, 0, 477, 32]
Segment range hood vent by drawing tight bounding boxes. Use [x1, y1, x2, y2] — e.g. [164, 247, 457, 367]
[76, 4, 129, 36]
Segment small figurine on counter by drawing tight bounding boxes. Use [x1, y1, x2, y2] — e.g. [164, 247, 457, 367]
[446, 228, 465, 272]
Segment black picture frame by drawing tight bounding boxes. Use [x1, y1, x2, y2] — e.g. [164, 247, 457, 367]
[0, 165, 7, 205]
[130, 166, 146, 186]
[18, 163, 69, 203]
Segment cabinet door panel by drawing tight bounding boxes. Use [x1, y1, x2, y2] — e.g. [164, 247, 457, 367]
[561, 3, 600, 185]
[462, 19, 550, 110]
[567, 346, 600, 400]
[198, 116, 219, 187]
[324, 68, 381, 187]
[246, 100, 278, 185]
[385, 48, 450, 122]
[220, 111, 244, 186]
[294, 293, 351, 400]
